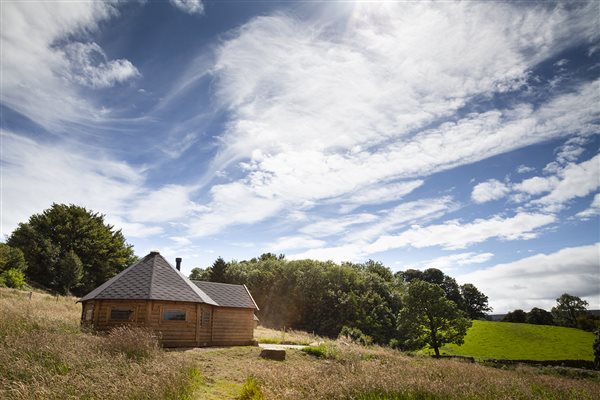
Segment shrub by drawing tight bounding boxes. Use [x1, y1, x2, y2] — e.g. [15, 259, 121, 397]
[104, 325, 160, 361]
[238, 376, 264, 400]
[340, 326, 374, 346]
[302, 343, 340, 359]
[0, 269, 26, 289]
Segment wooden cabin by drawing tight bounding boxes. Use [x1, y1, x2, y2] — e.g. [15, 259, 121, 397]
[78, 251, 259, 347]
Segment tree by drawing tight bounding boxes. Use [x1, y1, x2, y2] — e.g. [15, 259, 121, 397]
[399, 269, 423, 283]
[396, 280, 472, 357]
[526, 307, 554, 325]
[208, 257, 228, 283]
[189, 267, 209, 281]
[551, 293, 589, 327]
[0, 243, 28, 289]
[502, 309, 527, 323]
[460, 283, 492, 319]
[56, 250, 83, 295]
[0, 243, 27, 273]
[7, 203, 136, 295]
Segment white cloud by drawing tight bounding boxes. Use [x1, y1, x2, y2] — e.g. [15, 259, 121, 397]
[169, 0, 204, 15]
[0, 2, 139, 130]
[366, 212, 556, 253]
[63, 42, 140, 88]
[300, 213, 379, 238]
[187, 182, 285, 237]
[575, 193, 600, 220]
[0, 131, 196, 240]
[338, 180, 424, 213]
[1, 131, 142, 237]
[471, 179, 510, 203]
[268, 236, 326, 252]
[288, 243, 366, 264]
[343, 196, 457, 244]
[290, 196, 457, 262]
[128, 185, 207, 223]
[195, 7, 600, 237]
[514, 176, 559, 196]
[414, 252, 494, 273]
[458, 244, 600, 313]
[533, 154, 600, 211]
[516, 165, 535, 174]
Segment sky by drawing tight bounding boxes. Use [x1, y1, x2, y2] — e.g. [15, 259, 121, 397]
[1, 0, 599, 313]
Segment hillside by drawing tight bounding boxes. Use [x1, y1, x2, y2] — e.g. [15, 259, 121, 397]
[438, 320, 595, 360]
[1, 288, 599, 399]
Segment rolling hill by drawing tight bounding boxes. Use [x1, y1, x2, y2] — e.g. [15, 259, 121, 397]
[438, 320, 595, 360]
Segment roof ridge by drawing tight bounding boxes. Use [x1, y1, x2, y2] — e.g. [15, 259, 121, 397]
[148, 253, 157, 299]
[192, 280, 241, 287]
[243, 284, 260, 311]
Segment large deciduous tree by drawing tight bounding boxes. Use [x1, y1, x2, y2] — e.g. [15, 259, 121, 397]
[551, 293, 589, 327]
[502, 309, 527, 323]
[7, 203, 136, 295]
[396, 280, 472, 357]
[526, 307, 555, 325]
[460, 283, 492, 319]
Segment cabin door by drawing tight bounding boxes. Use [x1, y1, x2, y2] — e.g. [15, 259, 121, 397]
[195, 304, 212, 346]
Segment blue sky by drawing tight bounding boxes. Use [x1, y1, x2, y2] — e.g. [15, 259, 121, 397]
[1, 1, 599, 312]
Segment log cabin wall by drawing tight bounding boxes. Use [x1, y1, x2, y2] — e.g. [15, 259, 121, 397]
[82, 299, 255, 347]
[83, 299, 220, 347]
[211, 307, 255, 345]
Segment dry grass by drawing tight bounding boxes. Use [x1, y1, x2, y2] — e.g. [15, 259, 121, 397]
[0, 288, 200, 400]
[254, 325, 322, 345]
[185, 343, 600, 400]
[2, 288, 599, 400]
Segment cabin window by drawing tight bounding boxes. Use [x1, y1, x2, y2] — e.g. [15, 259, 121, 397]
[163, 309, 186, 321]
[201, 310, 210, 326]
[110, 309, 133, 320]
[84, 308, 93, 321]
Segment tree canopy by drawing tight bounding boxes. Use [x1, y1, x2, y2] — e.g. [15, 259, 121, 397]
[7, 203, 136, 295]
[191, 256, 487, 347]
[0, 243, 27, 289]
[397, 280, 472, 356]
[551, 293, 589, 327]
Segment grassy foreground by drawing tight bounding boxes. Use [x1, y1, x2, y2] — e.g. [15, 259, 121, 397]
[437, 320, 595, 360]
[1, 288, 599, 399]
[0, 288, 201, 400]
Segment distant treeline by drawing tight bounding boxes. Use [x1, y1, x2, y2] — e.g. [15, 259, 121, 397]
[190, 253, 491, 345]
[501, 295, 599, 332]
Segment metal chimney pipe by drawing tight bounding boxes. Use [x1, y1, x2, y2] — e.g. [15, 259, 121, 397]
[175, 257, 182, 271]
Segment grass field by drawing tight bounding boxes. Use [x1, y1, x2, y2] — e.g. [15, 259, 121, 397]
[437, 320, 595, 360]
[2, 288, 599, 399]
[254, 326, 321, 345]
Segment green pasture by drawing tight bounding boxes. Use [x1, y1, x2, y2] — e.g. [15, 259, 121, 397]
[436, 320, 595, 361]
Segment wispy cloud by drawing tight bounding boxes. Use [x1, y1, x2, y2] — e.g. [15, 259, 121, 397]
[169, 0, 204, 15]
[191, 1, 599, 238]
[458, 244, 600, 313]
[366, 212, 556, 253]
[576, 194, 600, 220]
[413, 252, 495, 273]
[0, 2, 138, 130]
[63, 42, 140, 88]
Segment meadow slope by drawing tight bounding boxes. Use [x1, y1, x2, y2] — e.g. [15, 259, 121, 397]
[438, 320, 594, 360]
[1, 288, 599, 400]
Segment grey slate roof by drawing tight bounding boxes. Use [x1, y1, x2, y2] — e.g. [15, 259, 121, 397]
[78, 252, 217, 305]
[192, 281, 259, 310]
